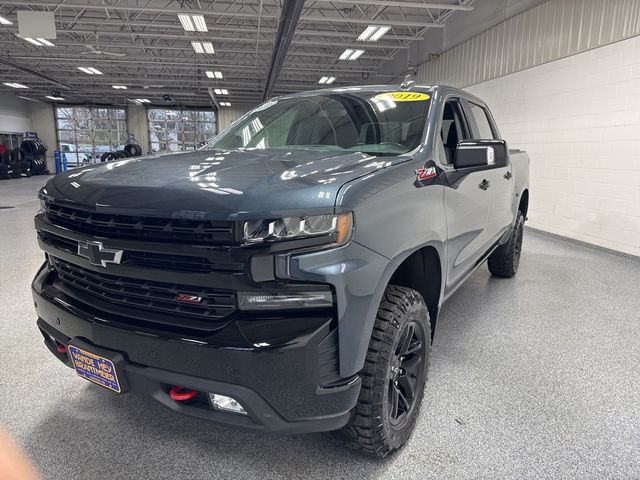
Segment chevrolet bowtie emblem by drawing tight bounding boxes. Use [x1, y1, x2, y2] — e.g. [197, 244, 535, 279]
[77, 241, 124, 267]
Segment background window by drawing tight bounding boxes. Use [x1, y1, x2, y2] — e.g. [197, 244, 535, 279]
[55, 107, 127, 166]
[148, 108, 216, 153]
[469, 103, 496, 139]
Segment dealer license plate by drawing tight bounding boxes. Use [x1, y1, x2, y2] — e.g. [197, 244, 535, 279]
[68, 345, 122, 393]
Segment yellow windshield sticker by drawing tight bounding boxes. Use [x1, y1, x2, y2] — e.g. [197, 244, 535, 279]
[374, 92, 430, 102]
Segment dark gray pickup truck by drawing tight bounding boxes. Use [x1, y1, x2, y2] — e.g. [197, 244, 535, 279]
[33, 84, 529, 456]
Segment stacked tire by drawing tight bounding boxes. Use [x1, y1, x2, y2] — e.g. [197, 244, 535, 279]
[20, 139, 49, 176]
[100, 143, 143, 162]
[0, 149, 23, 179]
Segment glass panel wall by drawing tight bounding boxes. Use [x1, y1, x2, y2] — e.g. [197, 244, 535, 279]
[148, 109, 215, 153]
[55, 106, 127, 166]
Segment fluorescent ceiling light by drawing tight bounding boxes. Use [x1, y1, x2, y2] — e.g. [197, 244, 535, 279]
[206, 71, 223, 79]
[214, 71, 223, 79]
[357, 26, 377, 41]
[46, 95, 64, 101]
[326, 76, 336, 84]
[358, 25, 390, 42]
[112, 85, 127, 89]
[78, 67, 102, 75]
[203, 42, 215, 54]
[178, 14, 194, 31]
[192, 41, 214, 54]
[220, 102, 231, 107]
[3, 82, 29, 89]
[24, 37, 43, 46]
[206, 71, 214, 78]
[348, 49, 364, 60]
[339, 49, 353, 60]
[0, 15, 12, 25]
[36, 38, 55, 46]
[136, 98, 151, 103]
[192, 15, 208, 32]
[178, 13, 207, 32]
[214, 88, 229, 95]
[319, 76, 328, 84]
[369, 26, 390, 41]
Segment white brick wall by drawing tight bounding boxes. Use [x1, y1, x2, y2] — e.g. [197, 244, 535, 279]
[467, 35, 640, 257]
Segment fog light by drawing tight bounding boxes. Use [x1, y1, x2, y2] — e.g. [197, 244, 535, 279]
[208, 394, 247, 415]
[237, 291, 333, 310]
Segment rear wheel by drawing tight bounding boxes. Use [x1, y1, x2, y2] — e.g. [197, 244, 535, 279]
[488, 210, 525, 278]
[338, 285, 430, 457]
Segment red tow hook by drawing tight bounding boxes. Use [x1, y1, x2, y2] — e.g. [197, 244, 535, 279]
[169, 386, 198, 401]
[55, 342, 67, 354]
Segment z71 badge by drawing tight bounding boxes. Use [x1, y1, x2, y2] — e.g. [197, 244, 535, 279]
[415, 166, 437, 181]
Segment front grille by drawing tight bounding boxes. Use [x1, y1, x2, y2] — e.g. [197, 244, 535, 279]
[39, 231, 244, 274]
[44, 202, 236, 245]
[51, 258, 236, 322]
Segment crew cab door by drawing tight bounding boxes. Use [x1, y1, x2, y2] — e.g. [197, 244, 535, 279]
[438, 99, 493, 292]
[462, 100, 514, 241]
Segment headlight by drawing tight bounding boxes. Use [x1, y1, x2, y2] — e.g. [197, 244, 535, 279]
[243, 212, 352, 246]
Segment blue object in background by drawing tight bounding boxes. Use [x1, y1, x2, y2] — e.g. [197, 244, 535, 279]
[54, 150, 61, 175]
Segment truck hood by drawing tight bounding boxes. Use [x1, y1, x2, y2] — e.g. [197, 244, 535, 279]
[43, 148, 411, 219]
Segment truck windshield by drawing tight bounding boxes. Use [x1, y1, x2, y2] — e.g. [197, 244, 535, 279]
[206, 90, 431, 156]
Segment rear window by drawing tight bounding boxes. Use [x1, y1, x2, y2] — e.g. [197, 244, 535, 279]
[207, 90, 432, 156]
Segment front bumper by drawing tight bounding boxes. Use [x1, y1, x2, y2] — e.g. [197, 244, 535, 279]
[33, 265, 360, 434]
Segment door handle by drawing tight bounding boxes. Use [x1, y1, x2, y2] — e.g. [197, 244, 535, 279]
[479, 179, 490, 190]
[504, 171, 512, 180]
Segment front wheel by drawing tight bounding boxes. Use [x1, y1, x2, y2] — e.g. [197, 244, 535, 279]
[337, 285, 430, 457]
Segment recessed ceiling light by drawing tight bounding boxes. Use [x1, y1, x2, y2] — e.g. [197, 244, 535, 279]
[214, 71, 222, 79]
[220, 102, 231, 107]
[326, 77, 336, 84]
[3, 82, 29, 89]
[358, 25, 390, 42]
[319, 76, 328, 84]
[178, 13, 207, 32]
[46, 95, 64, 101]
[112, 85, 127, 89]
[214, 88, 229, 95]
[0, 15, 12, 25]
[205, 71, 223, 79]
[191, 41, 204, 53]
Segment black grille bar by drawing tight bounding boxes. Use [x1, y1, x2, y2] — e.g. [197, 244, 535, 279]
[51, 258, 236, 322]
[39, 231, 244, 274]
[45, 202, 236, 245]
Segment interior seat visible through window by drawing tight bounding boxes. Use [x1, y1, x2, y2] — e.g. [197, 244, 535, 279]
[441, 102, 461, 164]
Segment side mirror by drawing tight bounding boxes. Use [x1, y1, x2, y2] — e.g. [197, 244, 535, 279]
[453, 140, 507, 169]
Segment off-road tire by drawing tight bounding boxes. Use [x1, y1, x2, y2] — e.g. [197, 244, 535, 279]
[488, 210, 525, 278]
[337, 285, 430, 457]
